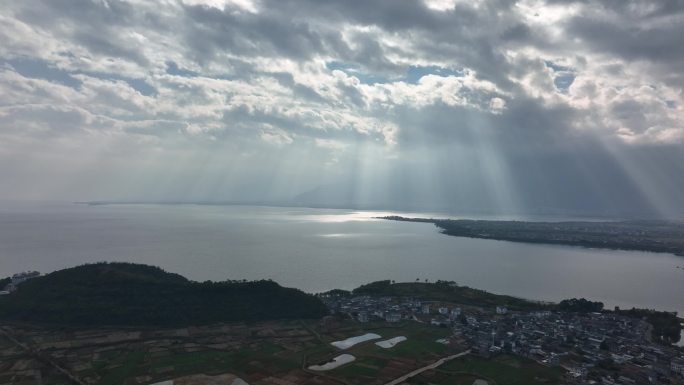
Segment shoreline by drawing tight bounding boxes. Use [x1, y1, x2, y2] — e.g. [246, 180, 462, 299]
[379, 216, 684, 257]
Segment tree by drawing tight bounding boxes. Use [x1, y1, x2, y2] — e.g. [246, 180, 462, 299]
[459, 313, 468, 325]
[616, 308, 682, 344]
[559, 298, 604, 313]
[597, 358, 617, 371]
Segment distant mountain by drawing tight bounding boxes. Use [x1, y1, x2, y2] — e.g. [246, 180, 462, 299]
[289, 179, 664, 219]
[0, 262, 327, 326]
[289, 182, 476, 213]
[291, 183, 357, 208]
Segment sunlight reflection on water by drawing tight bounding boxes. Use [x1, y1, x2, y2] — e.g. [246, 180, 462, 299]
[0, 203, 681, 316]
[300, 210, 448, 223]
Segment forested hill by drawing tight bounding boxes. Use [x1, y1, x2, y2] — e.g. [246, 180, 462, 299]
[0, 263, 327, 326]
[353, 280, 545, 310]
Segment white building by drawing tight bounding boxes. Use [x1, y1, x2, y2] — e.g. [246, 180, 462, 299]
[496, 306, 508, 315]
[450, 307, 462, 320]
[430, 318, 450, 327]
[672, 358, 684, 377]
[11, 271, 40, 285]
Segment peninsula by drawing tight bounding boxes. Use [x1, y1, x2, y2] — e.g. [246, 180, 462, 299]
[380, 216, 684, 256]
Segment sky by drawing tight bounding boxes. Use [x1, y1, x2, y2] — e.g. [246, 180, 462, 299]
[1, 0, 683, 218]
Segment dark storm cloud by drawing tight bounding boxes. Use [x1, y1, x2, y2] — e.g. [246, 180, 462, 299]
[10, 0, 152, 66]
[564, 12, 684, 63]
[170, 0, 534, 84]
[181, 4, 335, 63]
[13, 0, 138, 27]
[547, 0, 684, 84]
[391, 96, 578, 152]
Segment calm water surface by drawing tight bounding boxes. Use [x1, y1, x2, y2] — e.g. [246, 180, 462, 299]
[1, 202, 682, 315]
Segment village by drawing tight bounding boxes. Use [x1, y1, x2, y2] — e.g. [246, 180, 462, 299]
[1, 273, 684, 385]
[322, 293, 684, 385]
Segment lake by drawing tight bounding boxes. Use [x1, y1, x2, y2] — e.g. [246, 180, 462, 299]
[0, 202, 682, 315]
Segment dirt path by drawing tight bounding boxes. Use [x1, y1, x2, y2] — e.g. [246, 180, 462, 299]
[383, 349, 471, 385]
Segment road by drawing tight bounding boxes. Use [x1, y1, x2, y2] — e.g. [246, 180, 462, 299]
[384, 349, 471, 385]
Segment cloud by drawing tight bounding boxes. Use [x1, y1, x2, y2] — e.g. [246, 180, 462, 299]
[0, 0, 682, 216]
[260, 125, 294, 146]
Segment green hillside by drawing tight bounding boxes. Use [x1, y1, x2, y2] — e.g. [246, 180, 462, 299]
[0, 262, 327, 326]
[353, 280, 546, 310]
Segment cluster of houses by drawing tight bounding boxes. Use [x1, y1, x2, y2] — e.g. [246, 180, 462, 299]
[322, 294, 684, 385]
[0, 271, 40, 295]
[325, 295, 465, 326]
[458, 310, 684, 384]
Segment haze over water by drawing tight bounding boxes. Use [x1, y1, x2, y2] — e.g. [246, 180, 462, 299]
[1, 202, 682, 316]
